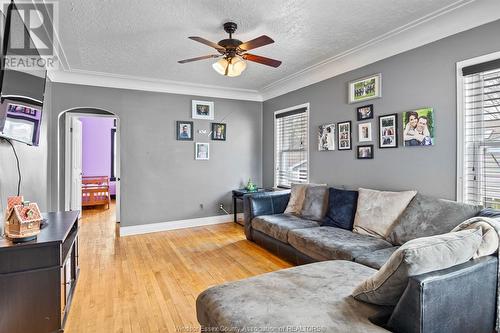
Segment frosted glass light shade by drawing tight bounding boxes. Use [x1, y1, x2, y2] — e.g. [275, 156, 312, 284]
[212, 56, 246, 77]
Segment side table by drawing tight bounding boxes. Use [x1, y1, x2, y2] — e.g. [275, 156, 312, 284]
[232, 188, 275, 225]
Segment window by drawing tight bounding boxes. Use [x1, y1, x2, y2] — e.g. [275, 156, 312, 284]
[274, 104, 309, 188]
[110, 127, 117, 181]
[458, 55, 500, 208]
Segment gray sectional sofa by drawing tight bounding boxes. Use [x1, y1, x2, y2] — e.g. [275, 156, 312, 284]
[196, 189, 499, 333]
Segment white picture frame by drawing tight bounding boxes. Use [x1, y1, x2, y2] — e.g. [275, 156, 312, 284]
[348, 73, 382, 104]
[358, 122, 372, 142]
[192, 100, 214, 120]
[195, 142, 210, 160]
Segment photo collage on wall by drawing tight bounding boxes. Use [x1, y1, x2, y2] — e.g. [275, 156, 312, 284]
[176, 100, 230, 161]
[317, 73, 435, 160]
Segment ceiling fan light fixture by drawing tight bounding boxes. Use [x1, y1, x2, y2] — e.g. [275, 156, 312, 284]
[212, 56, 246, 77]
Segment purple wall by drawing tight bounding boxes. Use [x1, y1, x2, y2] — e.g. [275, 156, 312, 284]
[80, 116, 116, 195]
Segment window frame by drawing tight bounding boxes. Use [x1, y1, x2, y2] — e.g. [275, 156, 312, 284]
[456, 51, 500, 202]
[273, 103, 310, 188]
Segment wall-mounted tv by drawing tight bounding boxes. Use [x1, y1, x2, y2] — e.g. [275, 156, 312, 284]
[0, 1, 47, 146]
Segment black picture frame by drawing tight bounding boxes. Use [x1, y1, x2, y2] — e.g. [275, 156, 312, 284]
[357, 145, 374, 159]
[357, 104, 374, 121]
[337, 121, 352, 150]
[378, 113, 398, 148]
[211, 122, 226, 141]
[176, 121, 193, 141]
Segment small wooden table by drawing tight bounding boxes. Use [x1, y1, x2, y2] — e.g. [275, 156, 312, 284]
[232, 188, 278, 224]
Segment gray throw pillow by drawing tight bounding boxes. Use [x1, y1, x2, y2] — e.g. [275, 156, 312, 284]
[387, 194, 483, 245]
[300, 185, 329, 221]
[352, 228, 483, 306]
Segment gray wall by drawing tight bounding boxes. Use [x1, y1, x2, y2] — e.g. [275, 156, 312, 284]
[47, 83, 262, 227]
[263, 19, 500, 200]
[0, 81, 51, 219]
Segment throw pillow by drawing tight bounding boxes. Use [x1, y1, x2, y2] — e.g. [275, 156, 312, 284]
[352, 188, 417, 239]
[322, 188, 358, 230]
[387, 194, 483, 245]
[352, 228, 483, 306]
[284, 184, 308, 214]
[300, 185, 329, 221]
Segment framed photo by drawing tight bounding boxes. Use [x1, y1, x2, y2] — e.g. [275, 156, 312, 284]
[337, 121, 352, 150]
[195, 142, 210, 160]
[357, 145, 374, 159]
[358, 122, 372, 142]
[348, 73, 382, 104]
[318, 123, 335, 151]
[357, 104, 373, 120]
[192, 100, 214, 120]
[176, 121, 193, 141]
[211, 123, 226, 141]
[402, 108, 435, 147]
[379, 114, 398, 148]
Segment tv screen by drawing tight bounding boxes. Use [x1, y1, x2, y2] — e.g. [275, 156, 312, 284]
[0, 98, 42, 145]
[0, 2, 47, 145]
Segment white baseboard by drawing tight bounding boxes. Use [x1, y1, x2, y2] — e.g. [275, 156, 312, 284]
[119, 213, 244, 237]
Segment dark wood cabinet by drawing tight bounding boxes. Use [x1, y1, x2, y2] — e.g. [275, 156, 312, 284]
[0, 211, 80, 333]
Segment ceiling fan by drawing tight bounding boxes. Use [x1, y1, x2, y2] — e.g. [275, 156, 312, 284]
[178, 22, 282, 77]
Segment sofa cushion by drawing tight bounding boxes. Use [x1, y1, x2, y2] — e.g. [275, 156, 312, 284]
[352, 228, 483, 306]
[251, 214, 320, 243]
[322, 187, 358, 230]
[354, 247, 399, 270]
[353, 188, 417, 239]
[196, 260, 389, 332]
[300, 185, 329, 221]
[284, 184, 308, 214]
[387, 194, 483, 245]
[288, 227, 392, 261]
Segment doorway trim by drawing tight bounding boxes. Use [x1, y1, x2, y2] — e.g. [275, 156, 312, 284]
[57, 108, 121, 222]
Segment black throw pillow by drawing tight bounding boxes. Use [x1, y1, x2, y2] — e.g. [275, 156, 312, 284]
[322, 188, 358, 230]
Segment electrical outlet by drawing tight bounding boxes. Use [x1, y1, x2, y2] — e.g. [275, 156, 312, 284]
[199, 203, 204, 209]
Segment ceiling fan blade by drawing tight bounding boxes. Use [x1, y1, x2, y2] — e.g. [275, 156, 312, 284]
[243, 53, 282, 68]
[188, 36, 225, 52]
[178, 54, 221, 64]
[239, 35, 274, 51]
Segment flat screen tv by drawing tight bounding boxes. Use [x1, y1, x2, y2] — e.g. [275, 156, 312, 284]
[0, 1, 47, 146]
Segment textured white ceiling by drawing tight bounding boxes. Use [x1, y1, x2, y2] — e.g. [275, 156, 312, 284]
[56, 0, 464, 90]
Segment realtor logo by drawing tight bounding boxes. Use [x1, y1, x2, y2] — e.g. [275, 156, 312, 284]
[2, 1, 58, 69]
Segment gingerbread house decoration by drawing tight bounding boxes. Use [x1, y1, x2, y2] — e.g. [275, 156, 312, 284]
[4, 196, 24, 234]
[5, 202, 42, 239]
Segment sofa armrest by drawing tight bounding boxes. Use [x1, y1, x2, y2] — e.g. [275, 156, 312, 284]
[387, 256, 498, 333]
[243, 191, 291, 240]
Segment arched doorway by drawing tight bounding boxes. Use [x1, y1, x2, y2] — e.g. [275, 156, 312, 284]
[57, 108, 121, 222]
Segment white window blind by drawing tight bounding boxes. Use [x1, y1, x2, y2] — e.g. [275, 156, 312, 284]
[274, 107, 308, 188]
[463, 67, 500, 208]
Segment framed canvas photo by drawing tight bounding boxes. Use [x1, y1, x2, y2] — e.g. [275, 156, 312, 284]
[176, 121, 193, 141]
[379, 114, 398, 148]
[192, 100, 214, 120]
[357, 145, 374, 159]
[402, 108, 435, 147]
[358, 122, 372, 142]
[357, 104, 373, 120]
[318, 123, 335, 151]
[337, 121, 352, 150]
[348, 73, 382, 104]
[195, 142, 210, 160]
[211, 123, 226, 141]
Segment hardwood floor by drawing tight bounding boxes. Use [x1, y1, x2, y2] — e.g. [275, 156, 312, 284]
[65, 202, 291, 333]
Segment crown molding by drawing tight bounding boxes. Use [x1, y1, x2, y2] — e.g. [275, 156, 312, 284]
[47, 0, 500, 103]
[260, 0, 500, 101]
[47, 69, 263, 102]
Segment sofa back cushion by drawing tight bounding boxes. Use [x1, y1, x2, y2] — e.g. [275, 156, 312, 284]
[387, 194, 483, 245]
[300, 185, 329, 221]
[352, 228, 483, 306]
[353, 188, 417, 239]
[322, 188, 358, 230]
